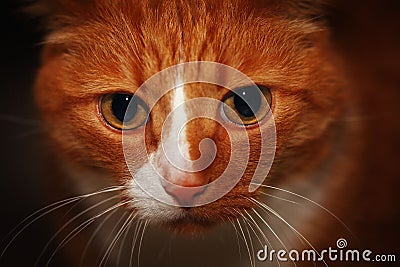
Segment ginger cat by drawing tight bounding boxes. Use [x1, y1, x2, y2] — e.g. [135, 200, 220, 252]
[5, 0, 396, 266]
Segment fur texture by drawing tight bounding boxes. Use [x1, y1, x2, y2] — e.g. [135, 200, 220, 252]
[33, 0, 374, 266]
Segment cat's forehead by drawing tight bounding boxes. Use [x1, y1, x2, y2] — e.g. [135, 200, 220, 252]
[47, 0, 326, 98]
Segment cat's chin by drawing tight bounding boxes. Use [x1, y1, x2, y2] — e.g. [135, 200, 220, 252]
[163, 211, 218, 235]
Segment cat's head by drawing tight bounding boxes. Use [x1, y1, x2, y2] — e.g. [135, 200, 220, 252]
[34, 0, 342, 233]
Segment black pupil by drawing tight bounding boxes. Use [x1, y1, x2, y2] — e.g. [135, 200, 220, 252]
[111, 94, 137, 122]
[233, 87, 262, 117]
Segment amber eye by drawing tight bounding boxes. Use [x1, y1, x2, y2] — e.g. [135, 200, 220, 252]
[222, 85, 272, 126]
[100, 93, 149, 130]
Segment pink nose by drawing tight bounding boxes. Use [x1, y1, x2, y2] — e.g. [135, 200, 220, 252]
[163, 183, 206, 207]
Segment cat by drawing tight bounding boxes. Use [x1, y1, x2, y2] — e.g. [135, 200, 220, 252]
[8, 0, 395, 266]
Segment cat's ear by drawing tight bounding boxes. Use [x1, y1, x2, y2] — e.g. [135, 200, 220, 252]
[27, 0, 95, 31]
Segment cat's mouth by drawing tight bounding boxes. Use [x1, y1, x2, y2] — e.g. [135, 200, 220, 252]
[124, 179, 239, 234]
[125, 192, 221, 234]
[163, 208, 218, 234]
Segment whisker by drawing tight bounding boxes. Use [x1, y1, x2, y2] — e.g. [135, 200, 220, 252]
[251, 197, 328, 267]
[250, 206, 294, 267]
[63, 185, 126, 221]
[16, 128, 46, 139]
[79, 208, 120, 267]
[236, 217, 254, 267]
[137, 220, 148, 267]
[129, 220, 143, 267]
[0, 113, 42, 126]
[96, 209, 131, 266]
[117, 213, 135, 266]
[259, 192, 298, 205]
[242, 210, 273, 249]
[252, 183, 353, 236]
[47, 216, 95, 266]
[62, 196, 97, 222]
[99, 212, 136, 267]
[0, 185, 125, 259]
[1, 200, 78, 258]
[242, 215, 263, 248]
[243, 217, 256, 267]
[243, 210, 282, 267]
[35, 194, 120, 266]
[46, 200, 131, 266]
[226, 216, 242, 260]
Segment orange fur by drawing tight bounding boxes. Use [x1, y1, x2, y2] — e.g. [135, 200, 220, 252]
[33, 0, 369, 266]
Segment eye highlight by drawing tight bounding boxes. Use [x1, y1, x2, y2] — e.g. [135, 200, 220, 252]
[100, 93, 149, 130]
[222, 85, 272, 126]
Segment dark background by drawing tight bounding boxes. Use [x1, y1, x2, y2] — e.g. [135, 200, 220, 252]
[1, 0, 400, 266]
[0, 0, 68, 266]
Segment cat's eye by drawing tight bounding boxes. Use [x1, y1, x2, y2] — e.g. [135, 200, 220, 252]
[100, 93, 149, 130]
[222, 85, 272, 126]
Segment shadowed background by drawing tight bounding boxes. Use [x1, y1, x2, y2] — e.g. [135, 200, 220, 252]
[0, 1, 69, 266]
[0, 0, 399, 266]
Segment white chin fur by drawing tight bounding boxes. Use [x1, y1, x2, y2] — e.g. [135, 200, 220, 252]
[126, 171, 184, 223]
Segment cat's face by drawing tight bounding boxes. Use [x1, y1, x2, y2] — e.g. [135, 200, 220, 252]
[35, 0, 341, 233]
